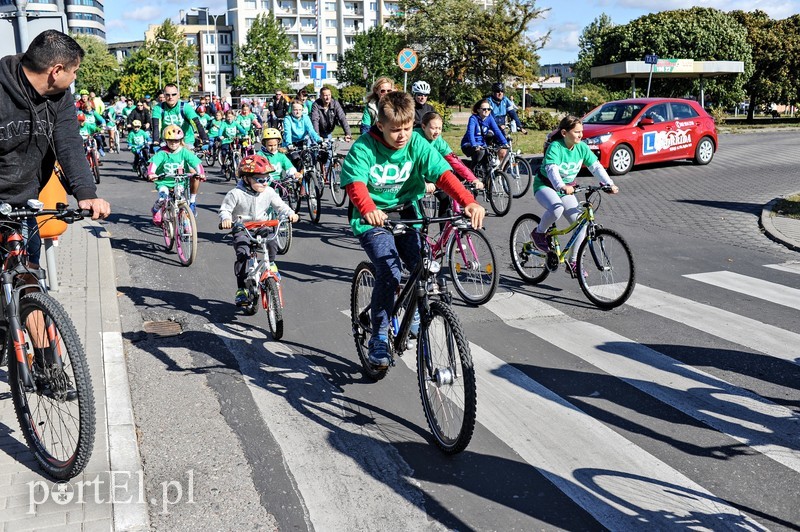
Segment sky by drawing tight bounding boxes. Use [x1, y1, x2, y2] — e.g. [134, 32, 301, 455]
[104, 0, 800, 65]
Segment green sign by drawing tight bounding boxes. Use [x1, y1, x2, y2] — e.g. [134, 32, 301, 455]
[653, 59, 694, 73]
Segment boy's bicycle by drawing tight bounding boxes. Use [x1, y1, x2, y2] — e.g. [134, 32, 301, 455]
[0, 199, 96, 480]
[509, 184, 635, 309]
[470, 144, 512, 217]
[288, 142, 323, 223]
[152, 174, 198, 266]
[226, 217, 287, 340]
[133, 145, 151, 181]
[220, 144, 241, 182]
[499, 133, 533, 198]
[350, 209, 477, 454]
[320, 139, 347, 207]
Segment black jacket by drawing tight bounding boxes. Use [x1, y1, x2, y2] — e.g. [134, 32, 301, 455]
[270, 96, 288, 119]
[310, 98, 351, 137]
[414, 102, 435, 128]
[0, 54, 96, 205]
[127, 107, 151, 129]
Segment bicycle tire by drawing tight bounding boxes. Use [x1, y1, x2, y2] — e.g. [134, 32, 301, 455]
[487, 170, 512, 216]
[306, 175, 321, 223]
[8, 292, 96, 480]
[506, 156, 532, 198]
[276, 221, 292, 255]
[203, 150, 215, 167]
[175, 205, 198, 266]
[314, 168, 325, 200]
[91, 153, 100, 184]
[328, 158, 346, 207]
[576, 227, 636, 309]
[265, 278, 284, 340]
[447, 228, 498, 305]
[162, 207, 175, 251]
[509, 213, 550, 284]
[350, 261, 389, 381]
[417, 300, 476, 454]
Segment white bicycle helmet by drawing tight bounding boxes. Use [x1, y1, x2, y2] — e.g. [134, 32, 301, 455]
[411, 80, 431, 96]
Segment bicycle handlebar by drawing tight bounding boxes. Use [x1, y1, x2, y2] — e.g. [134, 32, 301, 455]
[0, 203, 91, 223]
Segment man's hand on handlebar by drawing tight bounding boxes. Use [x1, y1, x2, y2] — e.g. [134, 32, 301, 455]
[463, 203, 485, 230]
[364, 209, 388, 227]
[78, 198, 111, 220]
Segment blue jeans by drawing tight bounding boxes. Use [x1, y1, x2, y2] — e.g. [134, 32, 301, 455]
[358, 227, 422, 338]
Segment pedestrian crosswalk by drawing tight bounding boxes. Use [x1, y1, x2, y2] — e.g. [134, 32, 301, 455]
[224, 261, 800, 530]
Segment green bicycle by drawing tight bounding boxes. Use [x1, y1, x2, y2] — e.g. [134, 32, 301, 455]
[509, 185, 635, 309]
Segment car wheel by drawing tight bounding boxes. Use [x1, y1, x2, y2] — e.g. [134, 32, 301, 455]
[693, 136, 715, 165]
[608, 145, 633, 176]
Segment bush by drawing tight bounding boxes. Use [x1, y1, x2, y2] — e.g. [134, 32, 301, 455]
[527, 110, 559, 131]
[708, 105, 726, 125]
[429, 99, 452, 129]
[340, 85, 365, 108]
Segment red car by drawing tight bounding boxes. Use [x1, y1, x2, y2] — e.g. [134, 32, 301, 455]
[556, 98, 718, 176]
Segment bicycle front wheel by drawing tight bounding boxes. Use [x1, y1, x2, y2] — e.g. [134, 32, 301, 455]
[576, 227, 636, 309]
[509, 213, 550, 284]
[8, 292, 96, 480]
[175, 205, 198, 266]
[447, 228, 498, 305]
[506, 156, 532, 198]
[162, 207, 175, 251]
[307, 174, 321, 223]
[276, 221, 292, 255]
[203, 150, 215, 167]
[264, 278, 284, 340]
[91, 153, 100, 184]
[350, 261, 389, 381]
[328, 158, 347, 207]
[487, 170, 512, 216]
[417, 301, 476, 454]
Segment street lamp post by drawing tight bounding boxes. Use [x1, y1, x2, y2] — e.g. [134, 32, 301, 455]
[158, 38, 180, 97]
[146, 57, 166, 90]
[191, 7, 223, 97]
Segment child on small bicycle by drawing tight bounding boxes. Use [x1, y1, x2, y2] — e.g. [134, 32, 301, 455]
[127, 120, 151, 172]
[219, 154, 299, 306]
[283, 100, 322, 173]
[215, 110, 248, 167]
[341, 91, 485, 369]
[532, 115, 618, 275]
[147, 124, 206, 224]
[259, 128, 301, 185]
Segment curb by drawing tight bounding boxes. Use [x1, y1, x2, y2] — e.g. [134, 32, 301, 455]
[93, 222, 150, 532]
[760, 194, 800, 253]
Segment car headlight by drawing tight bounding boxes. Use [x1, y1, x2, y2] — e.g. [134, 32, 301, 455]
[584, 133, 612, 146]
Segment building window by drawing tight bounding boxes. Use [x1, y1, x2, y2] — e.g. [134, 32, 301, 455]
[220, 34, 229, 45]
[324, 1, 335, 9]
[370, 2, 376, 9]
[325, 19, 337, 28]
[246, 18, 256, 29]
[205, 34, 215, 45]
[326, 36, 337, 45]
[205, 55, 215, 65]
[326, 53, 337, 61]
[244, 0, 257, 8]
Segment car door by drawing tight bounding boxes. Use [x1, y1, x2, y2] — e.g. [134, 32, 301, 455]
[669, 102, 702, 158]
[638, 102, 671, 163]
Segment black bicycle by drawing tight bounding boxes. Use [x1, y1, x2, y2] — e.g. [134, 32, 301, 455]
[350, 209, 477, 454]
[0, 200, 95, 479]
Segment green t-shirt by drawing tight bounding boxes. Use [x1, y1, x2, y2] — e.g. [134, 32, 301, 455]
[533, 138, 599, 193]
[148, 147, 202, 188]
[260, 149, 296, 183]
[197, 113, 212, 130]
[122, 104, 135, 117]
[127, 129, 150, 149]
[216, 120, 246, 145]
[413, 128, 452, 156]
[152, 101, 200, 144]
[79, 122, 100, 138]
[208, 119, 224, 138]
[340, 131, 450, 236]
[236, 113, 258, 133]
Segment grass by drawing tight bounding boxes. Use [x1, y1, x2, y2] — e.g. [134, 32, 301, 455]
[773, 194, 800, 219]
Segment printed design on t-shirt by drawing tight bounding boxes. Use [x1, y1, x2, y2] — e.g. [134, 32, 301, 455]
[369, 161, 413, 193]
[162, 161, 184, 175]
[558, 161, 583, 178]
[162, 112, 185, 127]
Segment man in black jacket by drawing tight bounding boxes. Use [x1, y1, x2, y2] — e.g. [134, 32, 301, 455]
[0, 31, 110, 262]
[126, 100, 151, 131]
[311, 87, 352, 140]
[268, 90, 288, 129]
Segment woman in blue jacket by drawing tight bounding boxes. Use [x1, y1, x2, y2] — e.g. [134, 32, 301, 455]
[461, 99, 508, 169]
[283, 100, 323, 172]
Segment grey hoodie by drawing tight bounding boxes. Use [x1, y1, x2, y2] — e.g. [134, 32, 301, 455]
[0, 54, 97, 206]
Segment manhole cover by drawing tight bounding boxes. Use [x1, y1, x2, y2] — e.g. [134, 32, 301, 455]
[142, 320, 183, 337]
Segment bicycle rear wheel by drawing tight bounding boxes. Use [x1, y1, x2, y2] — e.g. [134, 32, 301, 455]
[264, 278, 284, 340]
[447, 228, 498, 305]
[162, 206, 175, 251]
[509, 213, 550, 284]
[506, 156, 532, 198]
[175, 205, 198, 266]
[576, 227, 636, 309]
[91, 153, 100, 184]
[328, 158, 347, 207]
[487, 170, 511, 216]
[8, 292, 96, 480]
[417, 301, 476, 454]
[350, 261, 389, 381]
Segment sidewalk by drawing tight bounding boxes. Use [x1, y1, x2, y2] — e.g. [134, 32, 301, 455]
[0, 220, 148, 531]
[761, 194, 800, 252]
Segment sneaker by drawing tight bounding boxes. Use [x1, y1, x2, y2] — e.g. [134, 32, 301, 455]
[566, 260, 588, 279]
[189, 202, 197, 215]
[152, 209, 162, 226]
[530, 229, 550, 252]
[367, 336, 391, 368]
[235, 289, 249, 306]
[269, 263, 279, 273]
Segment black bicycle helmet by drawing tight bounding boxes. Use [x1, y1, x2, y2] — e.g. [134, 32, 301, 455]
[491, 82, 505, 93]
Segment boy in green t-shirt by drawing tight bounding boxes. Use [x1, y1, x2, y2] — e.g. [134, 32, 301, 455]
[259, 128, 300, 185]
[127, 120, 152, 172]
[215, 110, 248, 168]
[147, 125, 206, 224]
[340, 92, 485, 369]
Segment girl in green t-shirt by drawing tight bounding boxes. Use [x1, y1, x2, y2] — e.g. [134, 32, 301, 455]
[147, 125, 205, 225]
[531, 115, 618, 275]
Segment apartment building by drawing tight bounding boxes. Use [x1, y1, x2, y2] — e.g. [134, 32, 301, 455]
[0, 0, 106, 40]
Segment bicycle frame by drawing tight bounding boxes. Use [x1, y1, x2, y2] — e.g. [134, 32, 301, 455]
[240, 219, 284, 309]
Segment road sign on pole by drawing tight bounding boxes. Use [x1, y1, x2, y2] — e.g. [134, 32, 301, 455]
[644, 54, 658, 97]
[397, 48, 418, 72]
[310, 62, 327, 80]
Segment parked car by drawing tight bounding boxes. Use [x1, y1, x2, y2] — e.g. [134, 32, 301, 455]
[546, 98, 718, 176]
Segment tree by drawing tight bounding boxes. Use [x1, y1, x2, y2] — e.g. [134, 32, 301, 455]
[337, 26, 403, 88]
[232, 13, 293, 93]
[151, 20, 199, 97]
[589, 8, 753, 108]
[573, 13, 616, 83]
[118, 49, 160, 100]
[73, 34, 119, 97]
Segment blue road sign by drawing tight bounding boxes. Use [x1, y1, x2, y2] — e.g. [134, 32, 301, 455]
[645, 54, 659, 65]
[397, 48, 418, 72]
[310, 62, 327, 80]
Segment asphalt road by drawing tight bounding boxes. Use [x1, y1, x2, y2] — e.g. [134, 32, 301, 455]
[99, 131, 800, 531]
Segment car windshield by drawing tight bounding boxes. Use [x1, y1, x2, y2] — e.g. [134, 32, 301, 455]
[584, 103, 646, 125]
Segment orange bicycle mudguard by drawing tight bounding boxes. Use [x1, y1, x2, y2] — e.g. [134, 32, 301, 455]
[244, 219, 279, 230]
